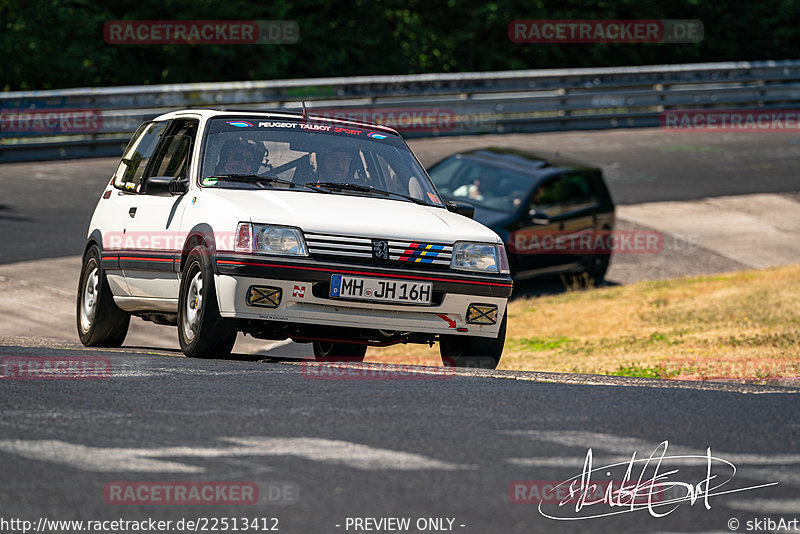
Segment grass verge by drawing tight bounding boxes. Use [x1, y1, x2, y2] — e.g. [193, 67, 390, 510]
[368, 264, 800, 381]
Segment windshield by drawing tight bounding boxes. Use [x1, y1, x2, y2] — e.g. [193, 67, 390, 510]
[200, 117, 444, 206]
[428, 156, 536, 213]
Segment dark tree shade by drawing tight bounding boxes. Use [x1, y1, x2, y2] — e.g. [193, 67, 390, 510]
[1, 0, 798, 91]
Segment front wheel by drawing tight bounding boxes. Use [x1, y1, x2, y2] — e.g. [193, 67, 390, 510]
[312, 342, 367, 362]
[439, 313, 506, 370]
[178, 246, 237, 358]
[76, 245, 130, 347]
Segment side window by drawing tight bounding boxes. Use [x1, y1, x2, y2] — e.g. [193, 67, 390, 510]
[112, 121, 169, 191]
[560, 173, 598, 212]
[531, 174, 598, 217]
[530, 177, 569, 217]
[145, 120, 198, 185]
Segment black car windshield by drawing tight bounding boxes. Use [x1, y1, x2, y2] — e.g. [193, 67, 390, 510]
[200, 117, 444, 207]
[428, 156, 536, 213]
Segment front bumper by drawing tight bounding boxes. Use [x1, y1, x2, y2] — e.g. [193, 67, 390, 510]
[214, 254, 512, 338]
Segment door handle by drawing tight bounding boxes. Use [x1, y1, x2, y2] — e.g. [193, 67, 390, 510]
[129, 207, 137, 218]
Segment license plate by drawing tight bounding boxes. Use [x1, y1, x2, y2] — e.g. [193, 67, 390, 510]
[330, 275, 432, 305]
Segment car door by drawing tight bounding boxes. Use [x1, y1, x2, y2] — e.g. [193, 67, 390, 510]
[508, 176, 568, 276]
[555, 172, 604, 267]
[511, 172, 602, 275]
[104, 120, 170, 296]
[122, 118, 198, 300]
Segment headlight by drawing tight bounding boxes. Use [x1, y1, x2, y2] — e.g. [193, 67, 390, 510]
[234, 223, 308, 256]
[451, 242, 509, 274]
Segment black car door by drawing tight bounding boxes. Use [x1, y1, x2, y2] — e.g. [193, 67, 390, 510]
[510, 172, 600, 276]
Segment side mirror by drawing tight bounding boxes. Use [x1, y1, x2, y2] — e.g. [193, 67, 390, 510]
[528, 209, 550, 224]
[170, 178, 189, 195]
[144, 176, 188, 196]
[445, 200, 475, 219]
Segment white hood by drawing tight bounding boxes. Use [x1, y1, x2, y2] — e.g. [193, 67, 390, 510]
[195, 189, 501, 244]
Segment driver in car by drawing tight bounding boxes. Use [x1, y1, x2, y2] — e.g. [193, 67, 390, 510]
[453, 174, 499, 202]
[216, 139, 265, 175]
[316, 149, 357, 183]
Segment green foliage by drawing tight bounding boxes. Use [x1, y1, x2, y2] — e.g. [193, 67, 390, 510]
[605, 363, 667, 379]
[2, 0, 799, 91]
[513, 335, 573, 351]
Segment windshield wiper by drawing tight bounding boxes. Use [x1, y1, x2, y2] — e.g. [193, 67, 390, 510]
[308, 182, 433, 205]
[205, 174, 324, 192]
[309, 182, 380, 193]
[382, 190, 432, 206]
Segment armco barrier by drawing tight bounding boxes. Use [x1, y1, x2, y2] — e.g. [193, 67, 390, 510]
[2, 59, 800, 162]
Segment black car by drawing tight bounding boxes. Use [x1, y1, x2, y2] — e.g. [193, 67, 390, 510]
[427, 147, 615, 284]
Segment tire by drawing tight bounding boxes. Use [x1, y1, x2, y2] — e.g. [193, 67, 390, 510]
[312, 342, 367, 362]
[178, 246, 237, 358]
[439, 313, 506, 370]
[564, 254, 610, 289]
[76, 245, 130, 347]
[585, 254, 610, 285]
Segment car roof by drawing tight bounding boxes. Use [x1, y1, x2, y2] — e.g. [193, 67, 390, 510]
[152, 108, 401, 136]
[448, 147, 601, 178]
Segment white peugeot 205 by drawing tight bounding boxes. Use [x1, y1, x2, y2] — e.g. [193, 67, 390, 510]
[77, 109, 513, 368]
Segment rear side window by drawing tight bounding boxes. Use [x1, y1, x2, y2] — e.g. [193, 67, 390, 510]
[112, 121, 169, 191]
[532, 173, 599, 217]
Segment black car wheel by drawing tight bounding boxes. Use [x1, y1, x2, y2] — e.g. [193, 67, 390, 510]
[439, 314, 506, 370]
[178, 246, 237, 358]
[77, 245, 130, 347]
[312, 342, 367, 362]
[567, 254, 610, 288]
[585, 254, 610, 285]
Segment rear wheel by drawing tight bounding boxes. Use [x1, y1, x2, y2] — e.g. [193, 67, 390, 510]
[313, 342, 367, 362]
[76, 245, 130, 347]
[568, 254, 610, 288]
[585, 254, 610, 285]
[178, 246, 237, 358]
[439, 314, 506, 370]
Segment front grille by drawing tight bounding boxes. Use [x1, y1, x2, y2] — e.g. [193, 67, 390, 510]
[305, 232, 453, 268]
